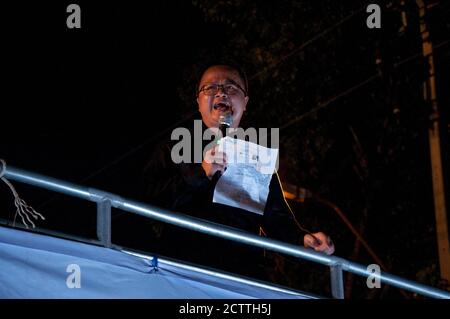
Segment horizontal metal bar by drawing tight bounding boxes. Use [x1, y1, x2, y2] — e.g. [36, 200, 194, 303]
[4, 165, 450, 299]
[345, 262, 449, 299]
[124, 250, 319, 299]
[5, 167, 92, 200]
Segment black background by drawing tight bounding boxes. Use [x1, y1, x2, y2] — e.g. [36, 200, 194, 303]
[0, 1, 449, 299]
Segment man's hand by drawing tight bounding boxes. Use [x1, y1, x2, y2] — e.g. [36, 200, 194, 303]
[202, 146, 227, 180]
[303, 232, 335, 255]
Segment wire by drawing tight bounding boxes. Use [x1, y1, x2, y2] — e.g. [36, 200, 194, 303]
[258, 39, 449, 141]
[34, 11, 449, 208]
[52, 12, 450, 189]
[249, 4, 368, 81]
[274, 170, 321, 246]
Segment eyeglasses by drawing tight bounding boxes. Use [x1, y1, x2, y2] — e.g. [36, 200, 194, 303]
[198, 83, 247, 96]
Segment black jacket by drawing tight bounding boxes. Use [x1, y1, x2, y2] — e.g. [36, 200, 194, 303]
[142, 121, 304, 277]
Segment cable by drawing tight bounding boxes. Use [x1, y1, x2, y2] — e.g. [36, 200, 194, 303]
[249, 4, 368, 81]
[260, 39, 449, 141]
[35, 37, 449, 213]
[0, 159, 45, 228]
[274, 170, 322, 246]
[51, 21, 449, 191]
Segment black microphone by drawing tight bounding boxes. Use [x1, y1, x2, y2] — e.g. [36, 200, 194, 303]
[213, 113, 232, 180]
[219, 112, 233, 139]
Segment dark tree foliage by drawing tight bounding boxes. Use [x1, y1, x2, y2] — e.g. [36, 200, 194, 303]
[173, 0, 450, 298]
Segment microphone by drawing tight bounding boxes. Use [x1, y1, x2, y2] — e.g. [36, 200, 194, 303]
[219, 112, 233, 139]
[214, 113, 232, 180]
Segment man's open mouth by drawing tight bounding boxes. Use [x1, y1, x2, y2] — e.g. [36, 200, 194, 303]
[213, 102, 232, 113]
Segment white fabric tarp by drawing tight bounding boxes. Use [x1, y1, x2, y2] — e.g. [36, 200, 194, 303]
[0, 226, 313, 299]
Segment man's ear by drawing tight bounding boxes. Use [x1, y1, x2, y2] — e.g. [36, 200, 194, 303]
[244, 96, 249, 111]
[196, 97, 200, 108]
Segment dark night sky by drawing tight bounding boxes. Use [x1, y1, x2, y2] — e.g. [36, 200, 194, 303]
[1, 1, 214, 244]
[2, 1, 206, 183]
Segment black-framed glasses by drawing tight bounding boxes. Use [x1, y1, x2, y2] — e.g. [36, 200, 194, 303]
[198, 83, 247, 96]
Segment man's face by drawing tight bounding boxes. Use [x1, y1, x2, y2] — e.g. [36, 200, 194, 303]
[197, 65, 249, 129]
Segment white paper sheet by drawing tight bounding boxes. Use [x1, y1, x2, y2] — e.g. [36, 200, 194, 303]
[212, 137, 279, 215]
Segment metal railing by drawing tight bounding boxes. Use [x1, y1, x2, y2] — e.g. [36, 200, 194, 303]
[3, 165, 450, 299]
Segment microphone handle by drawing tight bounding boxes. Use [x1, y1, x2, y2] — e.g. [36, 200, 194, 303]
[219, 124, 229, 139]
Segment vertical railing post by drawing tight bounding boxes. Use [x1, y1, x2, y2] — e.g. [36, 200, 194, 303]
[97, 199, 112, 248]
[330, 263, 344, 299]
